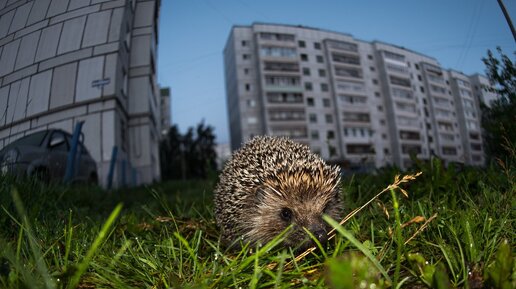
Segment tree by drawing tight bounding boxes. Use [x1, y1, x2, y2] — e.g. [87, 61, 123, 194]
[159, 121, 218, 180]
[481, 47, 516, 163]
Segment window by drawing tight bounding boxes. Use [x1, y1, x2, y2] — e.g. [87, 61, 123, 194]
[327, 40, 358, 52]
[399, 130, 420, 140]
[245, 83, 250, 91]
[389, 75, 411, 87]
[266, 92, 303, 104]
[309, 113, 317, 123]
[323, 98, 331, 107]
[370, 66, 376, 71]
[243, 54, 251, 60]
[298, 40, 306, 47]
[268, 109, 305, 121]
[347, 144, 373, 154]
[327, 130, 335, 139]
[368, 54, 373, 60]
[265, 76, 300, 87]
[305, 82, 313, 91]
[246, 99, 256, 107]
[321, 83, 329, 92]
[442, 146, 457, 155]
[415, 63, 420, 70]
[314, 42, 321, 49]
[342, 112, 370, 122]
[331, 53, 360, 65]
[316, 55, 324, 63]
[335, 66, 362, 78]
[307, 97, 314, 106]
[260, 32, 295, 42]
[264, 62, 299, 72]
[303, 67, 310, 76]
[372, 79, 378, 85]
[325, 114, 333, 123]
[318, 69, 326, 77]
[339, 94, 367, 105]
[244, 68, 249, 75]
[311, 130, 319, 140]
[260, 46, 297, 58]
[241, 40, 248, 46]
[301, 54, 308, 61]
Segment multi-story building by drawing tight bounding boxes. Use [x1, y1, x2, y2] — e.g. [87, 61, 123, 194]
[470, 73, 499, 108]
[0, 0, 161, 186]
[160, 87, 171, 135]
[224, 23, 492, 169]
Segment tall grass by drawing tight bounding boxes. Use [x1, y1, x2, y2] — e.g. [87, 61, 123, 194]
[0, 156, 514, 288]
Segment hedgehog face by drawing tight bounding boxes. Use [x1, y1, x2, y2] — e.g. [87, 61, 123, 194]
[245, 169, 342, 250]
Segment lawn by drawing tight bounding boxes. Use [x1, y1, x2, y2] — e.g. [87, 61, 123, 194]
[0, 156, 514, 288]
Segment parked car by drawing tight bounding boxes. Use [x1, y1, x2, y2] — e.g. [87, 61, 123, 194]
[0, 129, 98, 184]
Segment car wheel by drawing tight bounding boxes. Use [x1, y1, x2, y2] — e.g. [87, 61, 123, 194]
[32, 167, 50, 184]
[88, 173, 98, 185]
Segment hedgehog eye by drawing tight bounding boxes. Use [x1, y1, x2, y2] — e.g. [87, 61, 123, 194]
[280, 208, 293, 222]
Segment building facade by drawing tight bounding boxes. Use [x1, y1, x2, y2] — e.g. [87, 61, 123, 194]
[224, 23, 489, 169]
[0, 0, 162, 186]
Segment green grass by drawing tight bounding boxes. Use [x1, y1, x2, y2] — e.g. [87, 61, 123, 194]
[0, 156, 514, 288]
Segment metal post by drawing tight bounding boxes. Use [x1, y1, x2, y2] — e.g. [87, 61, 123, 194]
[497, 0, 516, 43]
[107, 146, 118, 189]
[64, 121, 84, 183]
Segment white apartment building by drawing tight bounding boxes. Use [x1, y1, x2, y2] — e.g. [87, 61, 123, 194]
[0, 0, 162, 187]
[224, 23, 489, 169]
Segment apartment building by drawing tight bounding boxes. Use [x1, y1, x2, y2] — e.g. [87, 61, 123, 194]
[224, 23, 490, 169]
[0, 0, 162, 186]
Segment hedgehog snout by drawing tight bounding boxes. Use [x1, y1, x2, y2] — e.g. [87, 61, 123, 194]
[307, 223, 328, 244]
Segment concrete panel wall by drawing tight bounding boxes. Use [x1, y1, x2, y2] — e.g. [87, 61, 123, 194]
[0, 0, 162, 186]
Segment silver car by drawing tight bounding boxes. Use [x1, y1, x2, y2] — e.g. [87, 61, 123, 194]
[0, 129, 98, 184]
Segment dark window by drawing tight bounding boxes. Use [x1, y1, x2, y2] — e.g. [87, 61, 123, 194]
[323, 98, 331, 107]
[316, 55, 324, 63]
[298, 40, 306, 48]
[318, 69, 326, 77]
[303, 67, 310, 76]
[321, 83, 329, 92]
[327, 130, 335, 139]
[305, 82, 313, 91]
[368, 54, 373, 60]
[301, 54, 308, 61]
[307, 97, 314, 106]
[314, 42, 321, 49]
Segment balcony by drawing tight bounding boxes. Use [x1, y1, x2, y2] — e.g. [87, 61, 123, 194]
[263, 61, 300, 73]
[346, 144, 374, 155]
[331, 52, 360, 65]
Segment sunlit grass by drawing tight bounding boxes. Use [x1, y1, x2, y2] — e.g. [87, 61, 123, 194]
[0, 157, 514, 288]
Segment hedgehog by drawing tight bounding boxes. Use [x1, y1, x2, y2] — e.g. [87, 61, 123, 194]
[214, 136, 342, 251]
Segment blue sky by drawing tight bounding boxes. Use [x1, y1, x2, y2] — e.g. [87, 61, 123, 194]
[157, 0, 515, 144]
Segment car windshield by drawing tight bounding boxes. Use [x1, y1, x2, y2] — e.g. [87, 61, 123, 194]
[12, 130, 49, 147]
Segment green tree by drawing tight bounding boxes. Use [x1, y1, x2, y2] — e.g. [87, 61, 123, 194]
[159, 121, 217, 180]
[481, 47, 516, 163]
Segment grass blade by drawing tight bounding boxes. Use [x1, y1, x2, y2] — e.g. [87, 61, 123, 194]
[68, 203, 123, 288]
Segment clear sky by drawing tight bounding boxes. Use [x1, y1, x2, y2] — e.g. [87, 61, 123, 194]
[157, 0, 515, 145]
